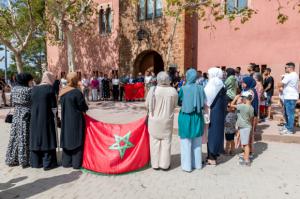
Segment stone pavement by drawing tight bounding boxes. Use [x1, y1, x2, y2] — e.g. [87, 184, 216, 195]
[0, 102, 300, 199]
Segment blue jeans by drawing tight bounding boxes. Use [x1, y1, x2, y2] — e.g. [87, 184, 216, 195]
[180, 137, 202, 172]
[284, 100, 297, 132]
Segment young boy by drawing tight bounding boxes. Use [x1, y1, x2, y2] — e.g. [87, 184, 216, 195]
[224, 103, 238, 155]
[231, 91, 254, 166]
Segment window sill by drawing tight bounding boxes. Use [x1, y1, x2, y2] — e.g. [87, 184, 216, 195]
[138, 16, 163, 22]
[100, 32, 113, 37]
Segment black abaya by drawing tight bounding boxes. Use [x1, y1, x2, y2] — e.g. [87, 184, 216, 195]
[60, 88, 88, 169]
[207, 88, 227, 160]
[30, 84, 57, 169]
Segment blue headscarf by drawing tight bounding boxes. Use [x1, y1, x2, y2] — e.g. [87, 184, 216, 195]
[242, 76, 256, 91]
[180, 68, 205, 114]
[242, 76, 259, 114]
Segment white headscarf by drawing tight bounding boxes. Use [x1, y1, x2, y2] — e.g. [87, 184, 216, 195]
[204, 67, 224, 107]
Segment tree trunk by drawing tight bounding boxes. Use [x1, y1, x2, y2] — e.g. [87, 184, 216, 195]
[15, 52, 24, 73]
[166, 11, 180, 69]
[65, 30, 75, 73]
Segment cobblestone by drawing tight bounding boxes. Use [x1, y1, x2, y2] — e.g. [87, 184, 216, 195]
[0, 102, 300, 199]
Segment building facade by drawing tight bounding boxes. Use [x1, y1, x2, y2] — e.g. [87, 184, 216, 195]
[197, 0, 300, 81]
[47, 0, 196, 77]
[47, 0, 300, 80]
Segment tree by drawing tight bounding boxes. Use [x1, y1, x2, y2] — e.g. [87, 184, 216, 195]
[0, 45, 4, 62]
[46, 0, 97, 73]
[0, 0, 44, 73]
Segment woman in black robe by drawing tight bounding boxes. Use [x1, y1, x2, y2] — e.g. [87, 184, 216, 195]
[59, 72, 88, 169]
[102, 74, 111, 100]
[204, 67, 227, 165]
[30, 72, 58, 170]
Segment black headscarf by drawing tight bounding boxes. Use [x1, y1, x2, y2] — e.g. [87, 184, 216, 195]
[226, 68, 236, 78]
[16, 73, 33, 87]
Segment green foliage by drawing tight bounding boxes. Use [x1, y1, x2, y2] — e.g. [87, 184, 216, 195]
[0, 0, 45, 73]
[164, 0, 258, 31]
[0, 0, 44, 49]
[46, 0, 97, 45]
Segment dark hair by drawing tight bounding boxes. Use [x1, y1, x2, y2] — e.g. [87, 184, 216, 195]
[266, 68, 272, 73]
[16, 73, 33, 87]
[236, 67, 241, 71]
[286, 62, 295, 68]
[203, 73, 208, 79]
[221, 66, 226, 71]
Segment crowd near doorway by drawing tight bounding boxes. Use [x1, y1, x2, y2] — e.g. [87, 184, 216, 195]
[134, 50, 164, 75]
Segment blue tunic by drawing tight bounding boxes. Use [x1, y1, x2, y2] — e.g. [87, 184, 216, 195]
[178, 88, 205, 139]
[208, 88, 227, 155]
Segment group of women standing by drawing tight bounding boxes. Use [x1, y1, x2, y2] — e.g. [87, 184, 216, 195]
[146, 68, 228, 172]
[6, 72, 88, 170]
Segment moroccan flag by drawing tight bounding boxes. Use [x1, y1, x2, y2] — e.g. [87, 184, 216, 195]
[82, 115, 150, 174]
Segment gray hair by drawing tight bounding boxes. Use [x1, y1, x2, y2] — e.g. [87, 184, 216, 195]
[157, 71, 170, 86]
[253, 72, 263, 83]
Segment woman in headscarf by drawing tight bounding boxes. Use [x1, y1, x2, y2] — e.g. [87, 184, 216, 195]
[146, 71, 178, 170]
[204, 67, 226, 165]
[59, 72, 88, 169]
[30, 71, 58, 170]
[242, 76, 259, 159]
[5, 73, 33, 167]
[178, 68, 206, 172]
[225, 68, 238, 102]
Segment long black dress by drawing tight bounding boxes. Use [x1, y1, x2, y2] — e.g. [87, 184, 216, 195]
[207, 87, 227, 161]
[60, 88, 88, 169]
[30, 84, 58, 169]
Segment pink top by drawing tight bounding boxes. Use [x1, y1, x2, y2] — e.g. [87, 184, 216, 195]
[91, 79, 99, 89]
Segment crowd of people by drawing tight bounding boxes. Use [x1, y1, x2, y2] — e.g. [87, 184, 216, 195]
[2, 62, 299, 172]
[78, 71, 157, 102]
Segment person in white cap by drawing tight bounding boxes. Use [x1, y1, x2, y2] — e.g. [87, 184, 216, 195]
[231, 91, 254, 166]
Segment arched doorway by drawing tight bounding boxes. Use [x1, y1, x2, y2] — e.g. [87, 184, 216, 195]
[134, 51, 164, 75]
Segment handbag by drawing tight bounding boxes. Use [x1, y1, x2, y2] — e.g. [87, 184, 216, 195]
[5, 110, 13, 123]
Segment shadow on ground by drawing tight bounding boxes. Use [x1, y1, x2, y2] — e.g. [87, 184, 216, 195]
[0, 171, 81, 199]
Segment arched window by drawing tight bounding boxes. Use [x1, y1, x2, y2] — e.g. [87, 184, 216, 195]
[106, 7, 112, 33]
[99, 8, 106, 34]
[138, 0, 162, 21]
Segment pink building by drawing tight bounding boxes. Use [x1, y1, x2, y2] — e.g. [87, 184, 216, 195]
[197, 0, 300, 81]
[47, 0, 120, 77]
[47, 0, 300, 81]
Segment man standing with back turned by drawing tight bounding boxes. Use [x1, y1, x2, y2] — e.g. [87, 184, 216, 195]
[280, 62, 299, 135]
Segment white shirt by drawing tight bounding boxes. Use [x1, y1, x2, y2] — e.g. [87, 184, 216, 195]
[81, 78, 89, 88]
[61, 78, 67, 88]
[97, 77, 104, 86]
[144, 76, 152, 84]
[112, 78, 120, 85]
[282, 72, 299, 100]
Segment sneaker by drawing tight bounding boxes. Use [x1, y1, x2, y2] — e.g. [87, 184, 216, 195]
[239, 159, 251, 167]
[280, 129, 294, 135]
[279, 126, 287, 132]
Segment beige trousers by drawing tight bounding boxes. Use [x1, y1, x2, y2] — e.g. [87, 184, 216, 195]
[150, 135, 172, 169]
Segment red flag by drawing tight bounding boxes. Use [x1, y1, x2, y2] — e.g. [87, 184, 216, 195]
[124, 83, 145, 101]
[82, 115, 150, 174]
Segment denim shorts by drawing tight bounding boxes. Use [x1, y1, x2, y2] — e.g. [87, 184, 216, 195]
[239, 128, 251, 145]
[265, 95, 272, 106]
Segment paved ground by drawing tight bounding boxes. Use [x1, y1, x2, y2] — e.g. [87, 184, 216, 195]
[0, 102, 300, 199]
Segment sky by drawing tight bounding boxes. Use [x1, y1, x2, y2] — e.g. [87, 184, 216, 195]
[0, 47, 11, 70]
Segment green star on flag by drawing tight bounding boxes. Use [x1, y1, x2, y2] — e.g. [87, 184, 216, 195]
[109, 131, 134, 159]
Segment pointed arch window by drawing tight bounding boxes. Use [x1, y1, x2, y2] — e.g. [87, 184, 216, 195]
[99, 8, 106, 34]
[99, 5, 113, 35]
[106, 7, 112, 33]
